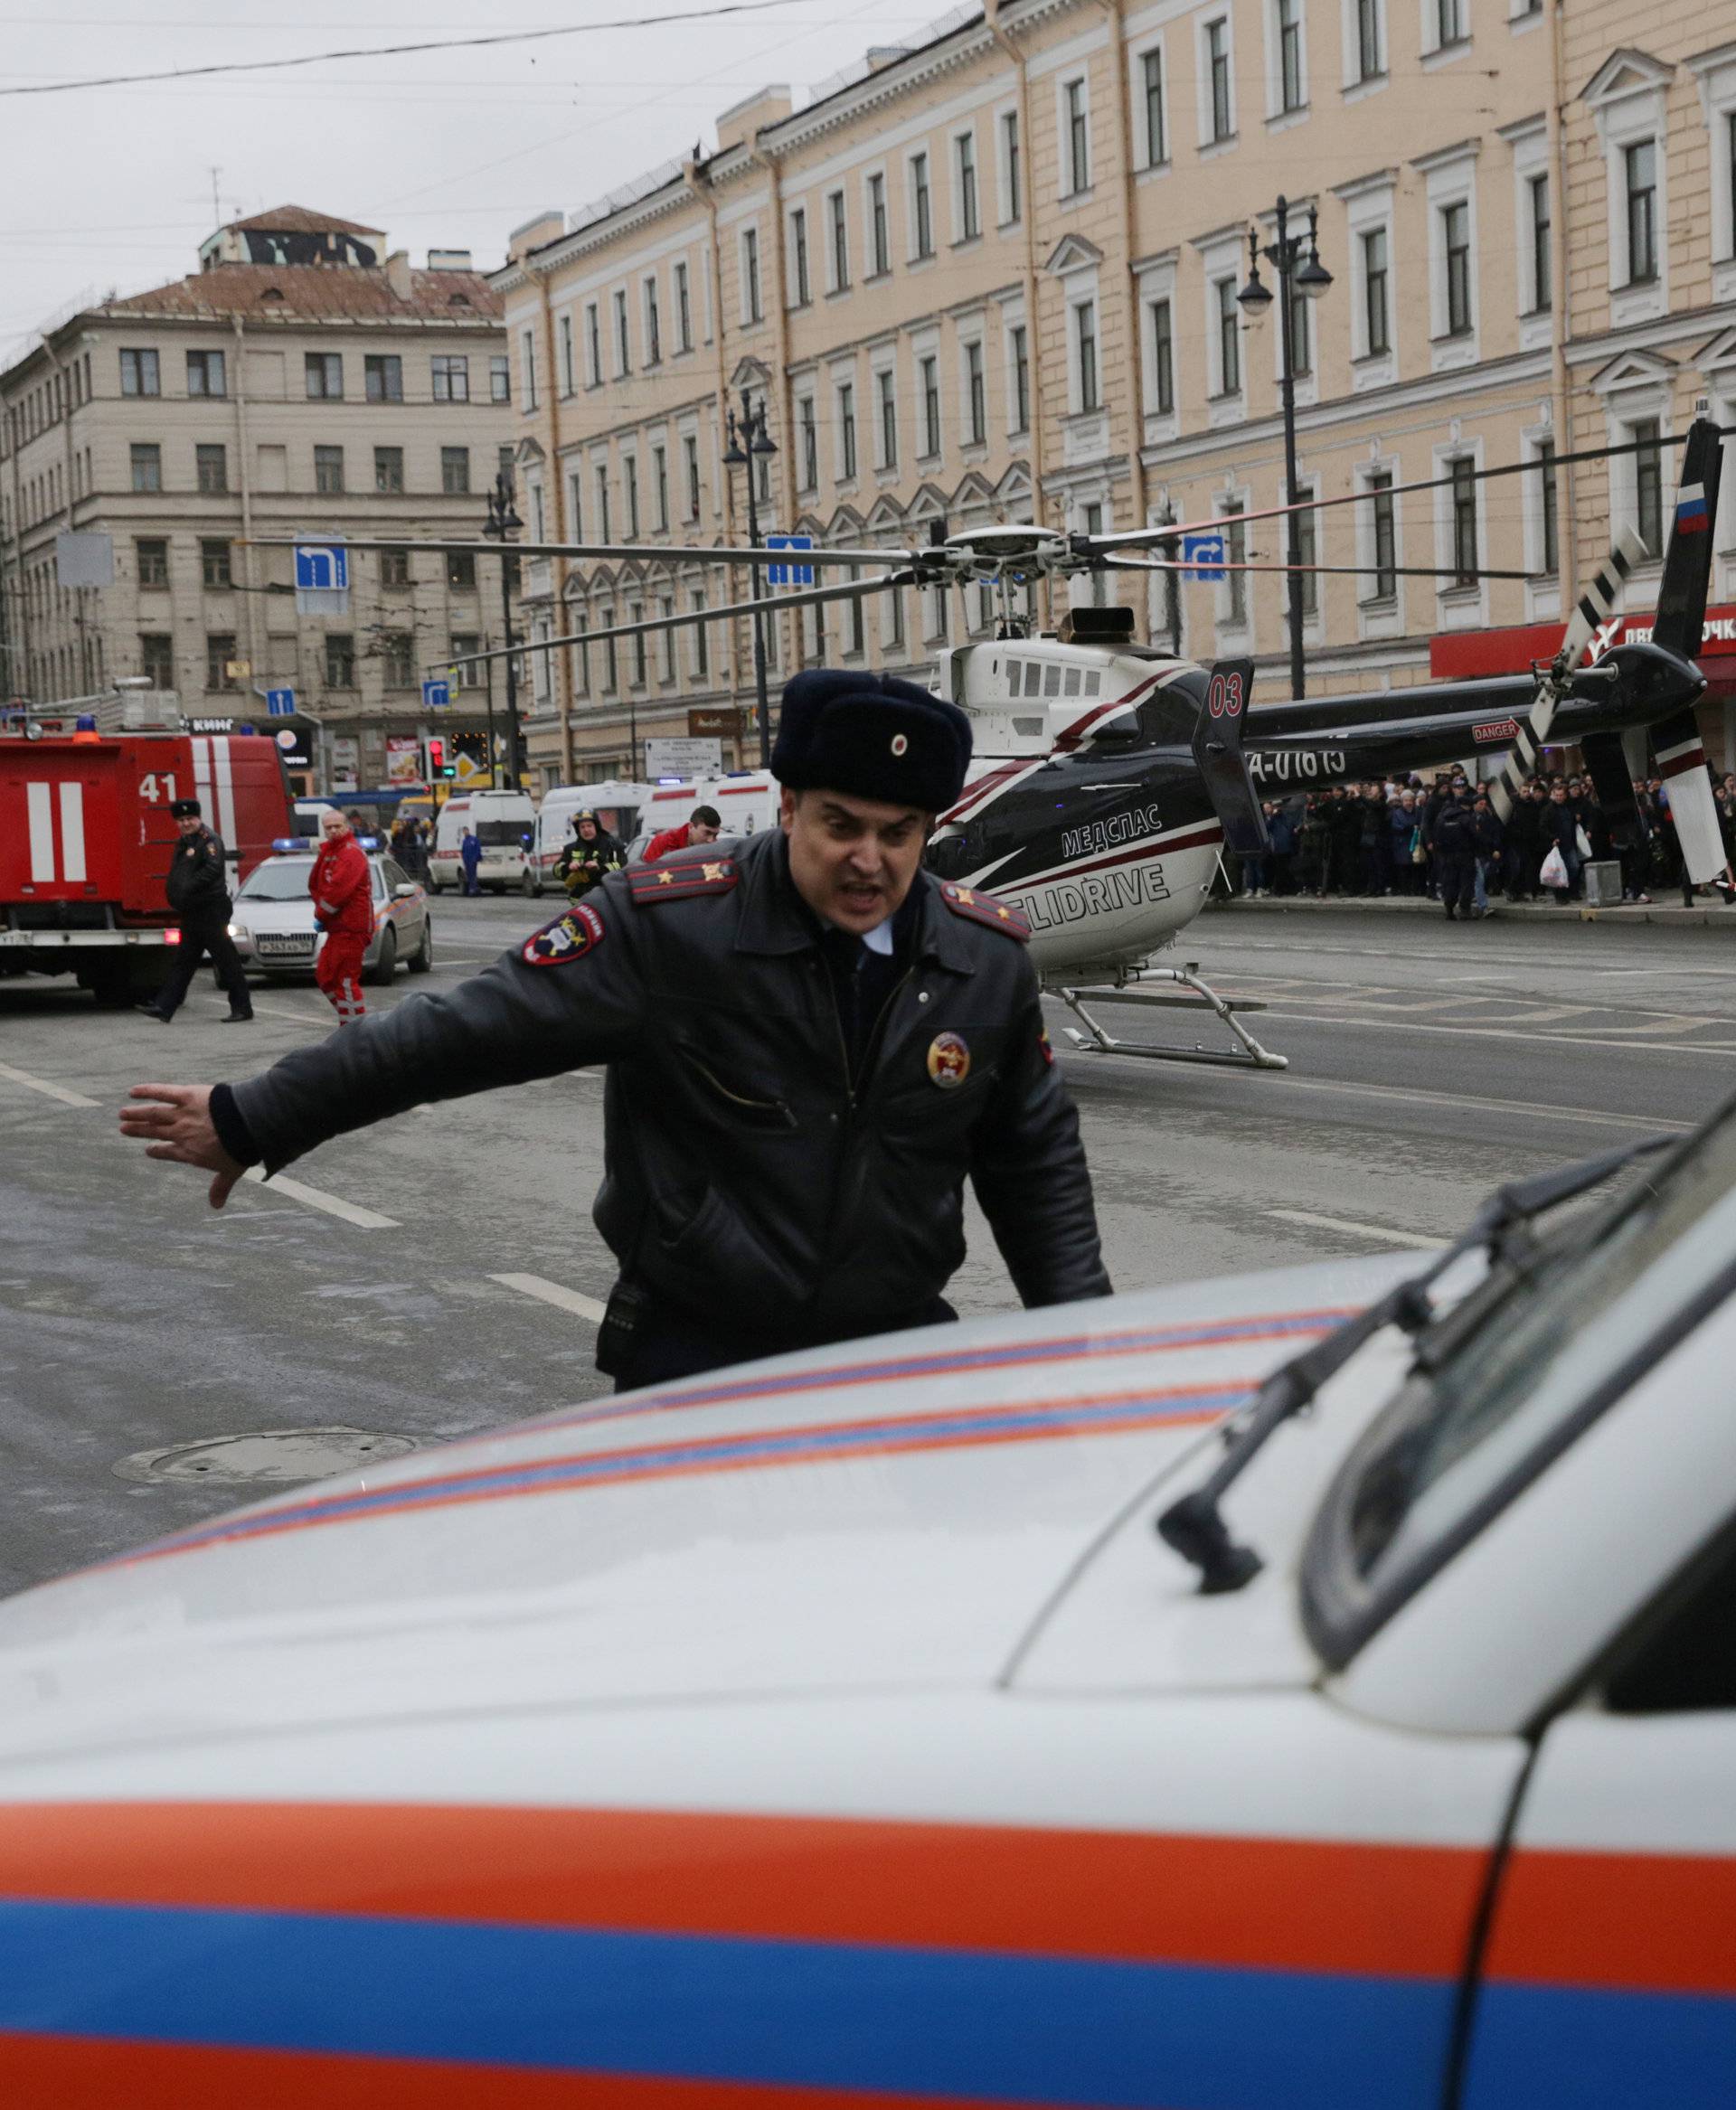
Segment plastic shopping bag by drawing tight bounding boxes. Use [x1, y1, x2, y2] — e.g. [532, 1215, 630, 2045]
[1540, 844, 1569, 890]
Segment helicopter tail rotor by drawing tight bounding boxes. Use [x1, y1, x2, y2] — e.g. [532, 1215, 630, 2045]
[1191, 659, 1270, 858]
[1640, 417, 1726, 885]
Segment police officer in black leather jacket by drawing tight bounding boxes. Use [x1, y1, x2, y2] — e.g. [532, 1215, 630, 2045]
[122, 673, 1110, 1388]
[139, 797, 254, 1023]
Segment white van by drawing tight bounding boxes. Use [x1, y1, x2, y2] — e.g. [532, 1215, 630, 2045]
[629, 770, 781, 860]
[429, 790, 537, 894]
[529, 781, 655, 896]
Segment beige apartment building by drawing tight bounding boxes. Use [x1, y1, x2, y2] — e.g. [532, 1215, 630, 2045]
[0, 206, 509, 793]
[501, 0, 1736, 787]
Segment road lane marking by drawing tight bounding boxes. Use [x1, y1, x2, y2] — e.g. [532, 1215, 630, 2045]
[1267, 1210, 1447, 1250]
[1243, 1009, 1736, 1058]
[0, 1061, 99, 1109]
[242, 1166, 399, 1229]
[489, 1271, 608, 1323]
[1257, 1073, 1692, 1134]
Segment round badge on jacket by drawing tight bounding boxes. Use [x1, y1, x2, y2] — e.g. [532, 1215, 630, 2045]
[926, 1031, 970, 1088]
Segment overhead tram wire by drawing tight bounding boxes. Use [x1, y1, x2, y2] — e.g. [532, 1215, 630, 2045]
[0, 0, 825, 98]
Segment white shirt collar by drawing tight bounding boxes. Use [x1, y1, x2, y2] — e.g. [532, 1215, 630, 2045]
[859, 916, 895, 956]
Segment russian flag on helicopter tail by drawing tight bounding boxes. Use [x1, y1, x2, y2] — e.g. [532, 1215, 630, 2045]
[1675, 483, 1710, 535]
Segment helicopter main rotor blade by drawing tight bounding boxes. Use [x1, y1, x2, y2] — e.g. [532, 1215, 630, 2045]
[1100, 556, 1535, 582]
[430, 569, 919, 674]
[249, 533, 920, 570]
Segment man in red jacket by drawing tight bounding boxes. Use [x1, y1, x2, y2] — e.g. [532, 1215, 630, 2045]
[309, 808, 373, 1024]
[642, 804, 721, 862]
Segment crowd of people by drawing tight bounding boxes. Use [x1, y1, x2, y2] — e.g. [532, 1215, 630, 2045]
[1232, 770, 1736, 918]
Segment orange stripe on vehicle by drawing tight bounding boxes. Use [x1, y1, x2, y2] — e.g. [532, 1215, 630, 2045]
[1484, 1845, 1736, 1997]
[0, 1804, 1485, 1980]
[0, 2035, 1007, 2110]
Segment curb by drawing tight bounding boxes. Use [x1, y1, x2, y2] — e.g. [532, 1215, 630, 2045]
[1204, 895, 1736, 930]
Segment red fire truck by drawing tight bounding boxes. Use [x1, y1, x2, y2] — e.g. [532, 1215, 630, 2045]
[1, 697, 294, 1006]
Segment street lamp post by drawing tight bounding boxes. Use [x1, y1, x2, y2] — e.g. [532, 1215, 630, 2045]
[1237, 195, 1333, 700]
[722, 388, 778, 768]
[481, 470, 524, 787]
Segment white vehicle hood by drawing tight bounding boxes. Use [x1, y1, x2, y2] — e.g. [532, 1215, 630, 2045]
[0, 1255, 1425, 1769]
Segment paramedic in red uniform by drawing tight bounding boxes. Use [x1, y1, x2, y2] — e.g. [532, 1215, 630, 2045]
[643, 805, 721, 862]
[309, 808, 372, 1025]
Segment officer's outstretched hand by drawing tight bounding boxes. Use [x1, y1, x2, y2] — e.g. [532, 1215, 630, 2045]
[120, 1084, 245, 1210]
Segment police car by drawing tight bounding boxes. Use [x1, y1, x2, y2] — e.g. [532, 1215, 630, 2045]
[223, 837, 433, 984]
[0, 1096, 1731, 2102]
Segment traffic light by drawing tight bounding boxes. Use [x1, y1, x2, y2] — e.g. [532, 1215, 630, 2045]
[427, 736, 454, 780]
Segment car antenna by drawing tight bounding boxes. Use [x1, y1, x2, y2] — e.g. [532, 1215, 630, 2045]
[1155, 1133, 1678, 1594]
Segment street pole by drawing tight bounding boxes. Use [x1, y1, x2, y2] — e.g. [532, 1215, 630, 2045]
[484, 635, 498, 789]
[481, 470, 525, 787]
[723, 388, 777, 768]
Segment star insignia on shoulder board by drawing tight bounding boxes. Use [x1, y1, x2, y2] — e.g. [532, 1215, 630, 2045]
[702, 862, 726, 881]
[995, 906, 1011, 920]
[656, 870, 675, 885]
[957, 888, 975, 905]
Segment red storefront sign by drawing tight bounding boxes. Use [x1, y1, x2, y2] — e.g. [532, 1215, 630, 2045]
[1431, 605, 1736, 682]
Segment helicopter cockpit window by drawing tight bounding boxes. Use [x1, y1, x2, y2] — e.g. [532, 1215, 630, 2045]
[1084, 672, 1102, 696]
[1063, 667, 1083, 697]
[1044, 665, 1062, 698]
[1137, 688, 1201, 749]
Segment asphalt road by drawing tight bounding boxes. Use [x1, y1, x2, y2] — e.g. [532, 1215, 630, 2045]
[3, 890, 1732, 1594]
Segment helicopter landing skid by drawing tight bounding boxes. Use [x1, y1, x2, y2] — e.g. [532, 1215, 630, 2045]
[1055, 964, 1288, 1070]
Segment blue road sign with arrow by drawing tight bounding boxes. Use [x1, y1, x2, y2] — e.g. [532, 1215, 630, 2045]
[294, 544, 348, 591]
[422, 679, 450, 711]
[1180, 532, 1227, 583]
[766, 533, 815, 587]
[264, 688, 297, 718]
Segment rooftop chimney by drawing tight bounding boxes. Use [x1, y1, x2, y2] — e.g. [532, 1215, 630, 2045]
[427, 248, 473, 271]
[385, 250, 413, 297]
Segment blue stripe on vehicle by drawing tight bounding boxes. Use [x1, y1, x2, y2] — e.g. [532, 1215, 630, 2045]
[0, 1899, 1456, 2110]
[1463, 1980, 1736, 2110]
[135, 1386, 1249, 1560]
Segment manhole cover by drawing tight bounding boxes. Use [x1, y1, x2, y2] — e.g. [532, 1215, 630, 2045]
[115, 1426, 419, 1485]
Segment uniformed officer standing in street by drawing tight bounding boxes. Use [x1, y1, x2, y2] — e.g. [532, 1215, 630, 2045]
[137, 798, 254, 1025]
[121, 673, 1110, 1388]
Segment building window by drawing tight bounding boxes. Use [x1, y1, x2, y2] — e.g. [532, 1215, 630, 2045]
[446, 550, 476, 589]
[1074, 301, 1098, 412]
[381, 545, 410, 589]
[1143, 49, 1166, 165]
[490, 355, 511, 403]
[186, 349, 226, 398]
[675, 261, 693, 350]
[1442, 200, 1472, 334]
[1222, 501, 1248, 624]
[120, 348, 159, 397]
[451, 633, 481, 687]
[965, 341, 986, 443]
[1625, 139, 1658, 286]
[1450, 457, 1478, 585]
[791, 208, 810, 304]
[652, 445, 668, 532]
[305, 352, 342, 400]
[324, 633, 355, 689]
[838, 382, 857, 480]
[629, 605, 646, 689]
[1002, 110, 1021, 221]
[1367, 472, 1397, 600]
[559, 314, 575, 394]
[684, 432, 702, 518]
[646, 278, 661, 364]
[1064, 79, 1090, 193]
[658, 598, 676, 683]
[364, 354, 402, 403]
[373, 446, 404, 495]
[1536, 439, 1559, 576]
[1277, 0, 1304, 112]
[1355, 0, 1382, 80]
[829, 190, 850, 289]
[912, 152, 933, 258]
[1216, 278, 1241, 393]
[571, 617, 590, 697]
[691, 594, 709, 678]
[382, 632, 414, 687]
[957, 135, 979, 240]
[1362, 227, 1390, 353]
[432, 353, 469, 401]
[624, 456, 639, 540]
[743, 227, 762, 322]
[197, 442, 229, 494]
[200, 539, 231, 589]
[140, 633, 173, 686]
[1150, 298, 1175, 413]
[1207, 21, 1232, 141]
[307, 444, 340, 495]
[135, 537, 168, 587]
[1294, 492, 1318, 618]
[1633, 419, 1664, 554]
[440, 446, 470, 495]
[1011, 325, 1030, 430]
[130, 443, 162, 494]
[1528, 174, 1552, 312]
[520, 326, 537, 408]
[920, 354, 940, 457]
[869, 174, 890, 273]
[878, 368, 898, 467]
[1436, 0, 1464, 45]
[595, 466, 611, 543]
[846, 570, 865, 655]
[206, 634, 239, 691]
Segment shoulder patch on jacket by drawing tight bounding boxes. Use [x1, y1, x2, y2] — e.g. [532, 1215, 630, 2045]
[627, 857, 738, 906]
[939, 881, 1030, 941]
[522, 900, 605, 967]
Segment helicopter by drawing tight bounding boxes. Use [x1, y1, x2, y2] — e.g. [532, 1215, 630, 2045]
[257, 420, 1726, 1069]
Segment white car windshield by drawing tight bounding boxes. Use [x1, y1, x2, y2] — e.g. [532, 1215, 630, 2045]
[239, 860, 315, 901]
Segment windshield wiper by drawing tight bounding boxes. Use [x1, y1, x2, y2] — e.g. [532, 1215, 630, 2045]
[1155, 1132, 1678, 1594]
